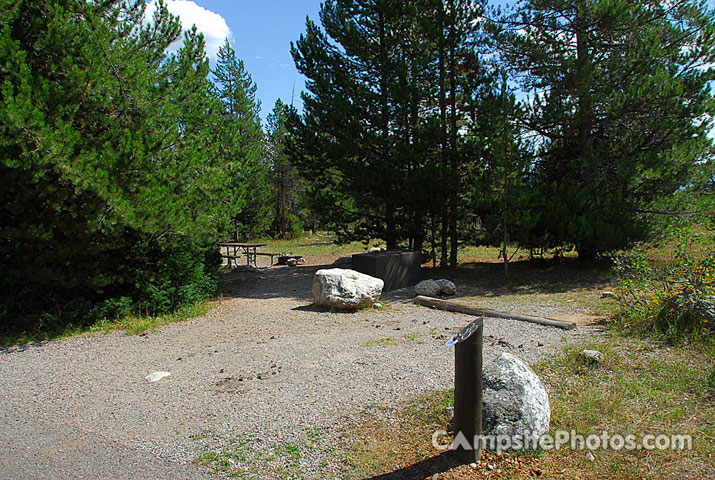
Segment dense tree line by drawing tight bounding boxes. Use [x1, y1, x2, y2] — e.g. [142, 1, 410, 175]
[0, 0, 275, 332]
[289, 0, 715, 266]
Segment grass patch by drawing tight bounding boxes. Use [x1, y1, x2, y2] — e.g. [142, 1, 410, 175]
[88, 299, 212, 336]
[0, 299, 212, 347]
[249, 232, 382, 257]
[342, 391, 544, 479]
[528, 335, 715, 479]
[342, 335, 715, 479]
[343, 390, 453, 478]
[362, 332, 421, 347]
[194, 433, 255, 478]
[193, 428, 340, 480]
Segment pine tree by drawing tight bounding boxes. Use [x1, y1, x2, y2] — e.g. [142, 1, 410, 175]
[289, 0, 408, 249]
[0, 0, 240, 329]
[289, 0, 485, 256]
[212, 39, 271, 240]
[492, 0, 715, 258]
[462, 77, 536, 273]
[267, 99, 305, 238]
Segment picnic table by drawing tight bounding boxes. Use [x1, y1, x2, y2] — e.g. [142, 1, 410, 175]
[219, 242, 268, 268]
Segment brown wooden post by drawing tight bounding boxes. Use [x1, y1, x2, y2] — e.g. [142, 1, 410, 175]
[450, 317, 483, 464]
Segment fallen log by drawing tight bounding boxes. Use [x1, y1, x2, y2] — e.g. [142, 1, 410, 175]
[414, 295, 576, 330]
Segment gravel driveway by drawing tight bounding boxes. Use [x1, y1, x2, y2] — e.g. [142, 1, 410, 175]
[0, 259, 593, 479]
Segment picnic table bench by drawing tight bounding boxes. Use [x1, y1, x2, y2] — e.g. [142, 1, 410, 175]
[219, 242, 267, 268]
[255, 251, 281, 267]
[219, 243, 304, 268]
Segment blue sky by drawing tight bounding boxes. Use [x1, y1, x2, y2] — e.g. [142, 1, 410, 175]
[195, 1, 324, 122]
[146, 1, 323, 123]
[149, 0, 714, 126]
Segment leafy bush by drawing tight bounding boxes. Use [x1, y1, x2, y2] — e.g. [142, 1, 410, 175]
[613, 225, 715, 338]
[0, 234, 220, 339]
[139, 237, 220, 316]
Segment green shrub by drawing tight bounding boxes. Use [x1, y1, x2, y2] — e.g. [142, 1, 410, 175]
[0, 234, 220, 340]
[613, 225, 715, 338]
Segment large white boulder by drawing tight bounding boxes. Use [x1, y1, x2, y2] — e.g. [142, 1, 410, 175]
[482, 353, 550, 449]
[312, 268, 384, 309]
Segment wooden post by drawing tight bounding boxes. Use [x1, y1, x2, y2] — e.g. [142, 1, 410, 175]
[450, 317, 483, 464]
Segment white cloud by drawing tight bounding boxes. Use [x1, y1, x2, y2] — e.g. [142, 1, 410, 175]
[145, 0, 232, 59]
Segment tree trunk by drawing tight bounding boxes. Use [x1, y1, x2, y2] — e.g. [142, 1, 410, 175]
[438, 2, 449, 269]
[386, 203, 397, 250]
[448, 0, 458, 269]
[280, 170, 287, 238]
[575, 2, 593, 184]
[502, 164, 509, 276]
[378, 11, 395, 250]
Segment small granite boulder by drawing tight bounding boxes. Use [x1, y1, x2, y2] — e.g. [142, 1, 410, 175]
[435, 279, 457, 296]
[312, 268, 384, 309]
[482, 353, 550, 449]
[415, 279, 441, 296]
[332, 256, 352, 267]
[580, 349, 604, 365]
[415, 279, 457, 297]
[656, 291, 715, 333]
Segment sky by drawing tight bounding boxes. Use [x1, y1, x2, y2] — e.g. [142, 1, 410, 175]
[146, 0, 324, 123]
[147, 0, 715, 126]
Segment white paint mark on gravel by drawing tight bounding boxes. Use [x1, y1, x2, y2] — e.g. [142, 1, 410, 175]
[145, 371, 172, 383]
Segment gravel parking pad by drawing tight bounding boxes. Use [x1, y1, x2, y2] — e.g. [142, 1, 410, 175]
[0, 262, 594, 479]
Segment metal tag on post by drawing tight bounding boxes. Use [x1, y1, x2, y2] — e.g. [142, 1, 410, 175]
[446, 317, 483, 347]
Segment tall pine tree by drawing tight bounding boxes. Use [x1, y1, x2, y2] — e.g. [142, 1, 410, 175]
[267, 99, 305, 238]
[492, 0, 715, 258]
[289, 0, 486, 259]
[0, 0, 240, 329]
[213, 39, 270, 240]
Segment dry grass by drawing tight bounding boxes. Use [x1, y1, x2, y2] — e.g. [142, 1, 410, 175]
[342, 390, 547, 480]
[251, 232, 382, 257]
[529, 336, 715, 480]
[341, 335, 715, 480]
[423, 255, 617, 317]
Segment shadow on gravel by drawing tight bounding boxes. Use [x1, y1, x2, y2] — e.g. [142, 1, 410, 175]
[219, 263, 328, 302]
[219, 256, 612, 307]
[0, 341, 39, 354]
[424, 257, 614, 299]
[290, 304, 360, 314]
[361, 451, 460, 479]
